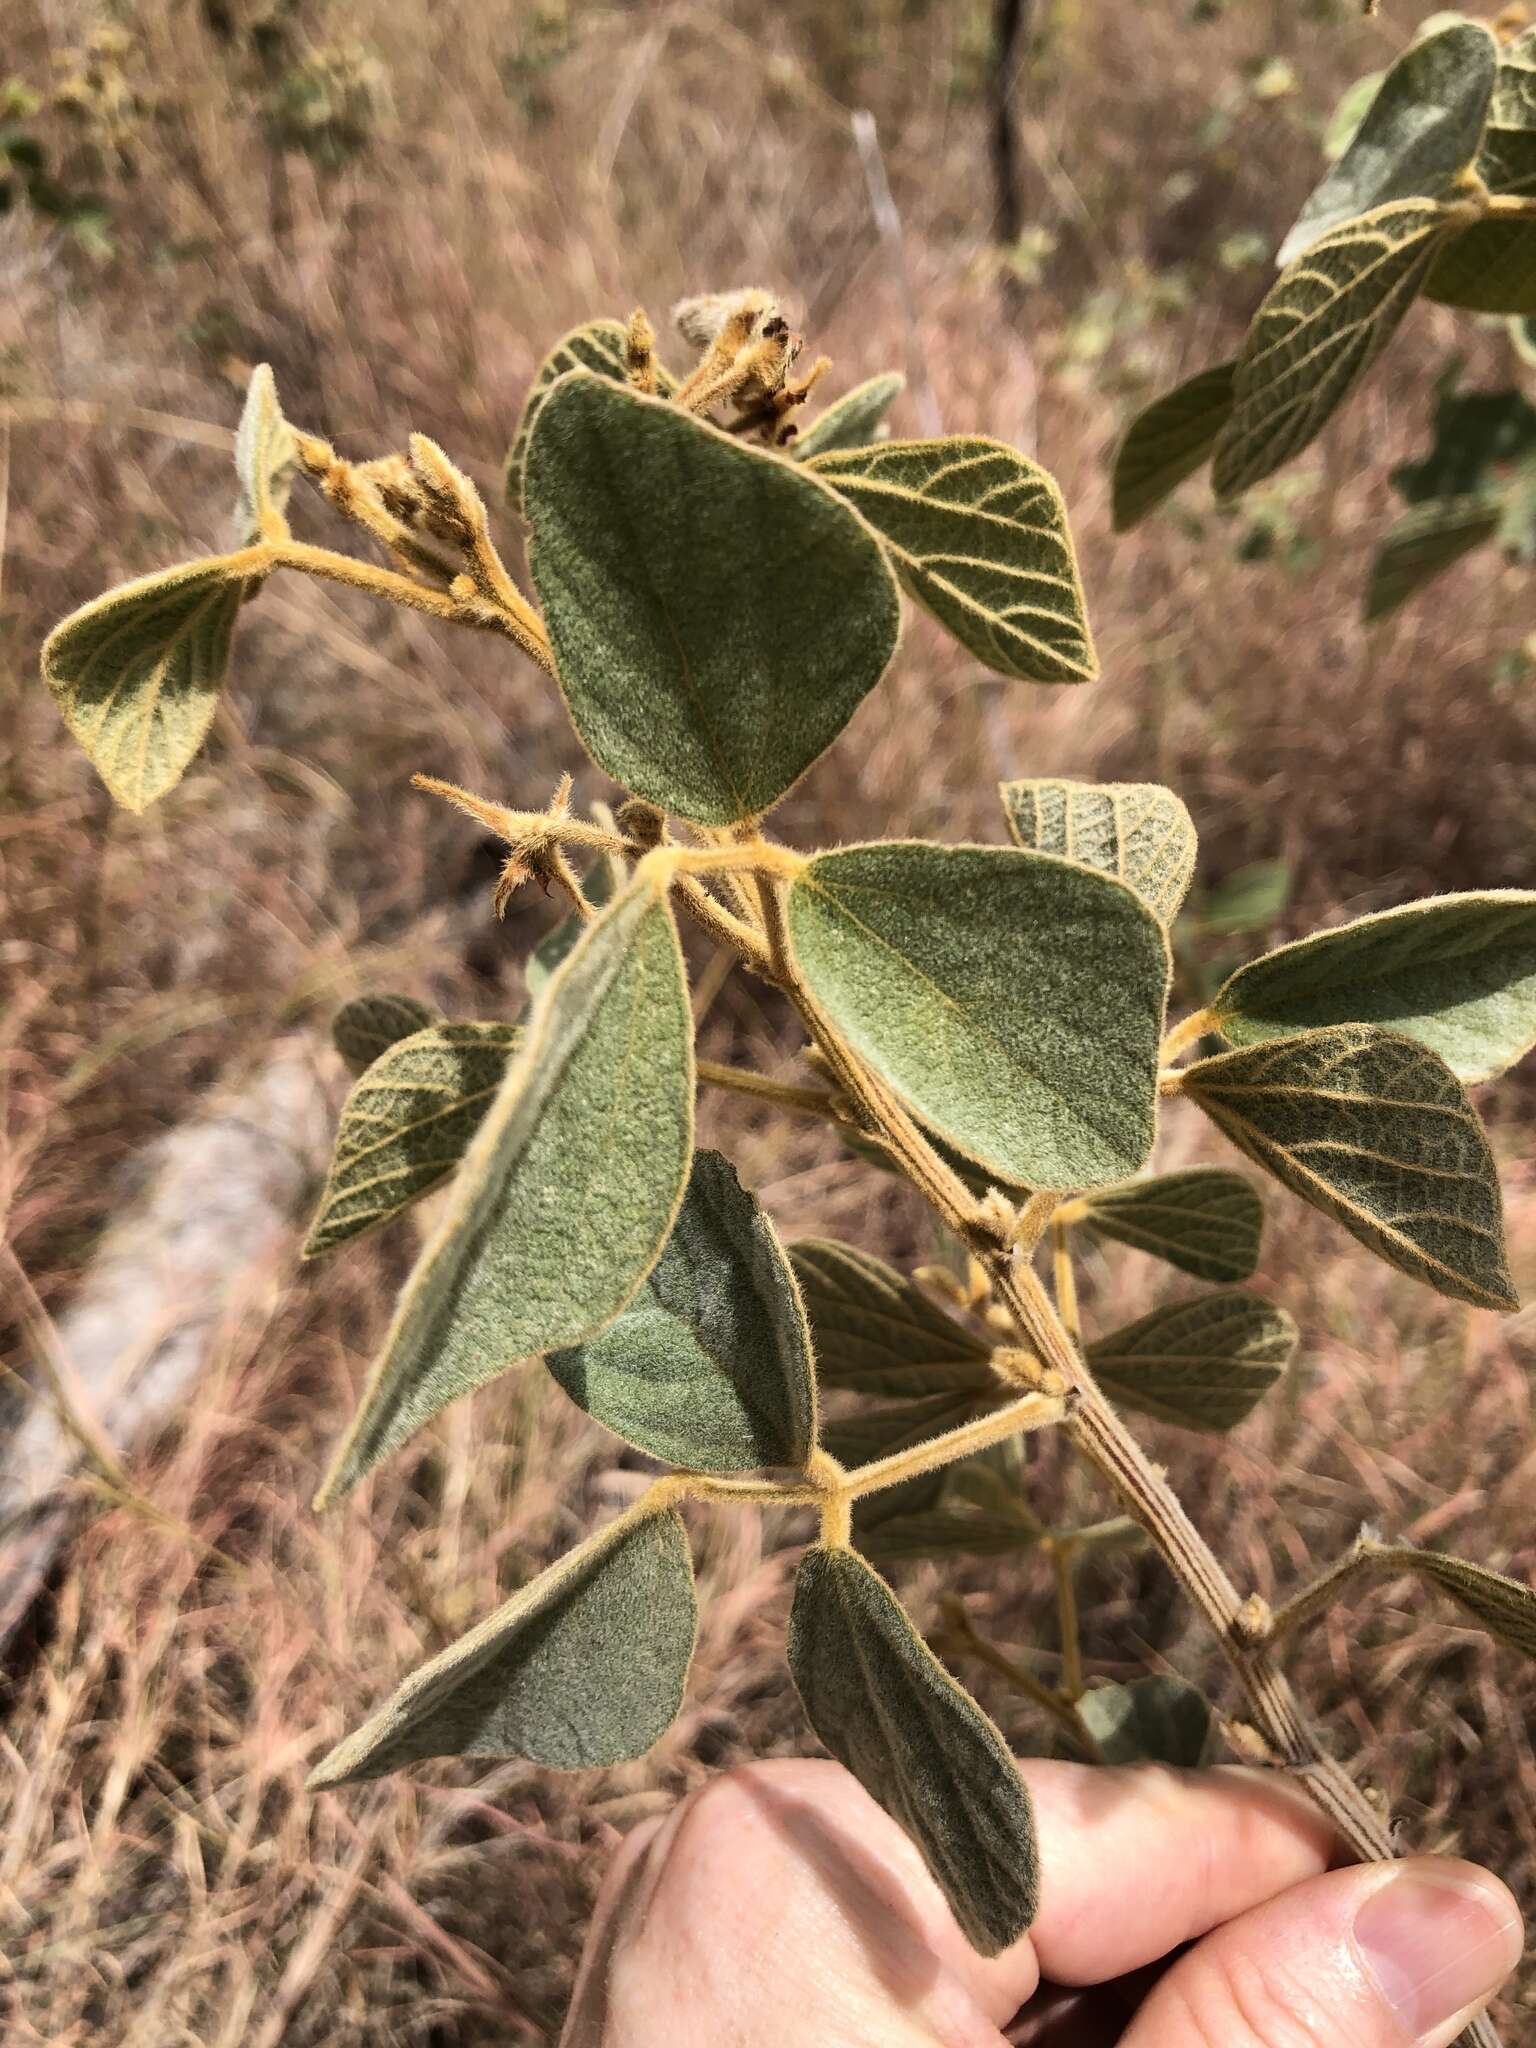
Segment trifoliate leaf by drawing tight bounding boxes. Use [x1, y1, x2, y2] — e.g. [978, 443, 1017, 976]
[42, 555, 252, 812]
[316, 872, 695, 1503]
[789, 1239, 996, 1398]
[787, 842, 1169, 1191]
[807, 437, 1095, 683]
[794, 371, 905, 460]
[999, 778, 1197, 925]
[1275, 22, 1496, 266]
[1078, 1676, 1213, 1767]
[788, 1544, 1039, 1955]
[1086, 1289, 1296, 1432]
[1213, 200, 1458, 498]
[1076, 1168, 1264, 1283]
[503, 318, 677, 517]
[331, 992, 438, 1077]
[1178, 1026, 1516, 1310]
[234, 362, 297, 543]
[526, 847, 627, 997]
[526, 373, 901, 824]
[547, 1148, 816, 1472]
[1394, 1548, 1536, 1659]
[1365, 497, 1502, 620]
[304, 1023, 522, 1259]
[1110, 362, 1236, 530]
[307, 1502, 697, 1785]
[1213, 891, 1536, 1081]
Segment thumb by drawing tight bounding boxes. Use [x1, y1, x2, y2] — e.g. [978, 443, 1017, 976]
[1122, 1857, 1522, 2048]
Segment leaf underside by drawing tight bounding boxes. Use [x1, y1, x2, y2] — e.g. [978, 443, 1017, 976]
[999, 777, 1197, 925]
[1110, 361, 1237, 530]
[1078, 1167, 1264, 1284]
[331, 992, 439, 1078]
[1365, 498, 1501, 620]
[789, 1239, 996, 1398]
[794, 372, 905, 461]
[1086, 1289, 1296, 1432]
[1401, 1549, 1536, 1660]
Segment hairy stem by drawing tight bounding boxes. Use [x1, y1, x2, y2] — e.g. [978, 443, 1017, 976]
[938, 1595, 1106, 1763]
[695, 1058, 842, 1119]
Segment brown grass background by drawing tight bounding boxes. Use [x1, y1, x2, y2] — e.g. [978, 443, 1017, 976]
[3, 1, 1535, 2040]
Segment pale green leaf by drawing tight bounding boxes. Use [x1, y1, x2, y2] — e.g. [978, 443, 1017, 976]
[1213, 892, 1536, 1081]
[304, 1023, 522, 1259]
[1213, 201, 1457, 498]
[1276, 22, 1496, 265]
[787, 842, 1169, 1191]
[999, 777, 1197, 925]
[1179, 1025, 1516, 1310]
[1110, 362, 1236, 531]
[789, 1239, 995, 1398]
[331, 993, 438, 1078]
[234, 362, 297, 543]
[794, 371, 905, 460]
[1365, 497, 1502, 620]
[1193, 859, 1293, 937]
[1395, 1548, 1536, 1659]
[526, 847, 627, 997]
[788, 1544, 1039, 1955]
[42, 555, 249, 812]
[307, 1502, 696, 1785]
[547, 1148, 816, 1471]
[807, 436, 1095, 683]
[1078, 1676, 1213, 1767]
[1323, 71, 1387, 165]
[316, 872, 695, 1503]
[1086, 1289, 1296, 1432]
[503, 319, 677, 517]
[1077, 1168, 1264, 1283]
[526, 373, 901, 824]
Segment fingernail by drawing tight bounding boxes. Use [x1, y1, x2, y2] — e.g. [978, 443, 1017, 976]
[1354, 1864, 1523, 2038]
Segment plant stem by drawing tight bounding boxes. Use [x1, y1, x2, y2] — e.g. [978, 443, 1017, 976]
[1158, 1007, 1214, 1063]
[842, 1393, 1065, 1500]
[1051, 1214, 1080, 1343]
[695, 1058, 841, 1119]
[939, 1595, 1106, 1763]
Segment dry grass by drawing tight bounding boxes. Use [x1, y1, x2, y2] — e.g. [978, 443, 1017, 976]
[2, 0, 1535, 2039]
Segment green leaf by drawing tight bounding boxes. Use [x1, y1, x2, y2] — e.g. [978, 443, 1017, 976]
[307, 1501, 697, 1785]
[1110, 362, 1236, 530]
[787, 842, 1169, 1191]
[998, 778, 1197, 925]
[331, 992, 438, 1078]
[42, 555, 250, 812]
[526, 847, 627, 997]
[1276, 22, 1496, 266]
[1076, 1168, 1264, 1283]
[304, 1023, 523, 1259]
[1192, 859, 1292, 937]
[1212, 891, 1536, 1081]
[1213, 200, 1457, 499]
[234, 362, 297, 543]
[794, 371, 905, 460]
[1086, 1289, 1296, 1432]
[821, 1387, 1003, 1470]
[547, 1148, 816, 1472]
[807, 437, 1095, 683]
[1390, 377, 1536, 504]
[859, 1497, 1043, 1563]
[788, 1544, 1039, 1955]
[1179, 1025, 1517, 1311]
[789, 1239, 996, 1398]
[503, 318, 677, 517]
[316, 871, 695, 1503]
[1322, 70, 1387, 165]
[1078, 1676, 1213, 1767]
[526, 373, 901, 825]
[1425, 216, 1536, 313]
[1395, 1548, 1536, 1659]
[1365, 497, 1502, 620]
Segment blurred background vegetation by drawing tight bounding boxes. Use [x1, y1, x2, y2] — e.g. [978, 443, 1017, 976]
[2, 2, 1534, 2042]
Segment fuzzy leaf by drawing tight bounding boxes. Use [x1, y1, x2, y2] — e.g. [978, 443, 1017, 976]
[787, 842, 1169, 1191]
[1077, 1168, 1264, 1283]
[789, 1239, 996, 1398]
[526, 847, 627, 997]
[547, 1149, 816, 1471]
[331, 993, 438, 1077]
[1365, 497, 1502, 620]
[503, 319, 676, 517]
[999, 777, 1197, 925]
[1213, 892, 1536, 1082]
[1086, 1289, 1296, 1432]
[794, 371, 905, 460]
[526, 373, 901, 824]
[788, 1544, 1039, 1955]
[304, 1023, 522, 1259]
[307, 1503, 697, 1785]
[1396, 1549, 1536, 1659]
[821, 1387, 1004, 1470]
[1078, 1676, 1213, 1767]
[42, 555, 250, 812]
[807, 437, 1095, 682]
[1110, 362, 1236, 530]
[1213, 201, 1456, 498]
[1426, 217, 1536, 312]
[316, 872, 695, 1503]
[234, 362, 297, 543]
[1179, 1026, 1516, 1310]
[1276, 22, 1497, 266]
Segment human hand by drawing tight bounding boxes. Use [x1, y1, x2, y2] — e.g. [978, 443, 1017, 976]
[561, 1757, 1523, 2047]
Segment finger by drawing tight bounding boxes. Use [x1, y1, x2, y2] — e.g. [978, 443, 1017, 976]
[1121, 1856, 1523, 2048]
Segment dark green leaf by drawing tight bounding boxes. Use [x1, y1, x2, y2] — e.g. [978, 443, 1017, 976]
[1111, 362, 1236, 530]
[525, 372, 900, 824]
[1390, 378, 1536, 504]
[821, 1387, 1004, 1470]
[999, 777, 1197, 924]
[1076, 1168, 1264, 1283]
[1078, 1676, 1213, 1767]
[788, 1544, 1039, 1954]
[794, 371, 905, 460]
[331, 992, 438, 1077]
[1365, 497, 1502, 620]
[307, 1502, 697, 1784]
[503, 318, 677, 516]
[1087, 1289, 1296, 1432]
[789, 1239, 995, 1398]
[1425, 216, 1536, 313]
